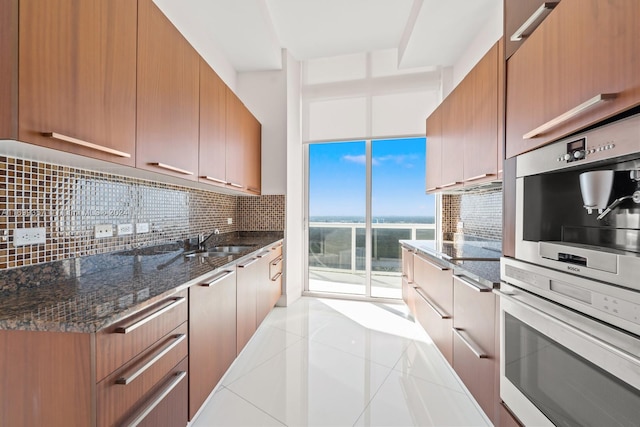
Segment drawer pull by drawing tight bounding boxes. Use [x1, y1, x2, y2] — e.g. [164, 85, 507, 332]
[523, 93, 617, 139]
[510, 2, 558, 42]
[464, 173, 496, 183]
[124, 370, 187, 427]
[270, 256, 283, 267]
[271, 272, 282, 282]
[116, 334, 186, 385]
[256, 251, 270, 258]
[401, 274, 414, 284]
[202, 270, 235, 287]
[149, 162, 194, 175]
[42, 132, 131, 158]
[453, 328, 488, 359]
[453, 275, 492, 292]
[271, 242, 283, 250]
[115, 297, 185, 334]
[201, 176, 227, 184]
[238, 258, 259, 268]
[414, 253, 449, 271]
[414, 287, 451, 319]
[228, 182, 243, 189]
[439, 181, 462, 189]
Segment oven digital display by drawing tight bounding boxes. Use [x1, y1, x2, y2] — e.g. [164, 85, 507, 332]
[566, 138, 586, 153]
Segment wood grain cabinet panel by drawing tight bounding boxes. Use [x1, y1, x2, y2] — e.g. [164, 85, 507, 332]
[452, 275, 498, 424]
[0, 0, 18, 139]
[189, 268, 237, 420]
[425, 108, 442, 193]
[17, 0, 137, 166]
[199, 59, 228, 188]
[504, 0, 559, 59]
[225, 89, 245, 190]
[440, 92, 465, 191]
[236, 255, 259, 355]
[136, 0, 199, 180]
[506, 0, 640, 158]
[412, 253, 453, 364]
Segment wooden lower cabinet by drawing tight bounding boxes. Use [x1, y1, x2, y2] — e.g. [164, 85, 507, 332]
[236, 256, 259, 355]
[499, 402, 523, 427]
[412, 253, 453, 364]
[188, 268, 237, 420]
[452, 275, 498, 424]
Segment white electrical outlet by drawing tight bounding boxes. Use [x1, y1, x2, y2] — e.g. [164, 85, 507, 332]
[95, 224, 113, 238]
[13, 227, 46, 247]
[227, 217, 233, 225]
[117, 224, 134, 236]
[136, 223, 150, 233]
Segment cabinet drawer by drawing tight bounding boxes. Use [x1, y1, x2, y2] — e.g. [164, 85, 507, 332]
[97, 322, 188, 427]
[121, 357, 188, 427]
[412, 286, 453, 364]
[96, 290, 187, 381]
[413, 253, 453, 315]
[402, 276, 415, 315]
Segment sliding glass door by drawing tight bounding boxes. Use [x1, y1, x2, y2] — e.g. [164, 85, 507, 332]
[306, 138, 435, 299]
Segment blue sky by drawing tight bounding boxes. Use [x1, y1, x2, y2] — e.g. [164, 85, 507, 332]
[309, 138, 436, 218]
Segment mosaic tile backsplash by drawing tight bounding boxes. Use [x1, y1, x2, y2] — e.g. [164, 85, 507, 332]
[442, 187, 503, 241]
[0, 156, 285, 269]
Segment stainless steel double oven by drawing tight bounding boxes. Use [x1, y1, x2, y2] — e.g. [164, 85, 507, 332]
[500, 113, 640, 426]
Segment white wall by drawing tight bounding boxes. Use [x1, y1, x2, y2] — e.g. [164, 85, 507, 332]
[237, 52, 288, 195]
[284, 51, 304, 306]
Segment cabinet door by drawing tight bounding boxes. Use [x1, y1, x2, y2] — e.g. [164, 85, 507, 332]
[464, 42, 498, 185]
[506, 0, 640, 158]
[504, 0, 559, 59]
[136, 0, 199, 180]
[440, 92, 464, 191]
[245, 109, 262, 195]
[425, 109, 442, 193]
[189, 269, 237, 420]
[18, 0, 137, 166]
[452, 275, 497, 424]
[199, 59, 228, 188]
[0, 0, 17, 139]
[225, 89, 245, 190]
[236, 256, 259, 355]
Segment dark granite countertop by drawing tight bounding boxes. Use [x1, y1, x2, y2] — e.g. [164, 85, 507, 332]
[0, 231, 283, 333]
[400, 239, 501, 288]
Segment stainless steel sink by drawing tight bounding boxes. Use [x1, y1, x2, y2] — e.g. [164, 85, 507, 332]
[208, 245, 255, 253]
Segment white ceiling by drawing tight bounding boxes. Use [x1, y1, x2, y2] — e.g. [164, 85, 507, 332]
[153, 0, 500, 73]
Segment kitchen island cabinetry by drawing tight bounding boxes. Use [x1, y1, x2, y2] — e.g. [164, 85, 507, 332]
[136, 0, 199, 180]
[15, 0, 137, 166]
[506, 0, 640, 158]
[412, 252, 453, 364]
[452, 275, 498, 424]
[188, 268, 237, 420]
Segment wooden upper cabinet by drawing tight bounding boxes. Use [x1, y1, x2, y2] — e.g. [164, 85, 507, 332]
[464, 42, 499, 185]
[440, 90, 464, 191]
[225, 89, 245, 190]
[244, 107, 262, 195]
[0, 0, 18, 140]
[425, 109, 442, 193]
[136, 0, 199, 180]
[17, 0, 137, 166]
[504, 0, 560, 59]
[199, 59, 227, 188]
[506, 0, 640, 158]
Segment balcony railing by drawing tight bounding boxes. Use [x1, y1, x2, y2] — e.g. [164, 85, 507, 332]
[308, 222, 435, 274]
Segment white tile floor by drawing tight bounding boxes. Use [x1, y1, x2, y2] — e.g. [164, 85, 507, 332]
[191, 297, 492, 427]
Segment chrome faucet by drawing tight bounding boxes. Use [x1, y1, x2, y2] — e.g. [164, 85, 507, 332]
[198, 229, 220, 250]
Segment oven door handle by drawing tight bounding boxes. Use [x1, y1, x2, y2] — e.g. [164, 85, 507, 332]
[497, 289, 640, 366]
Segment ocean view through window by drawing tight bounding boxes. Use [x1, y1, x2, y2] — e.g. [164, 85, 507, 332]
[306, 137, 435, 298]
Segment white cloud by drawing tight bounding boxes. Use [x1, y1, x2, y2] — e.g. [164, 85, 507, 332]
[342, 154, 367, 165]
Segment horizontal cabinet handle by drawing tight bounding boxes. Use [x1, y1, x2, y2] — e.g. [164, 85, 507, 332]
[201, 176, 227, 184]
[453, 328, 488, 359]
[523, 93, 617, 139]
[510, 2, 558, 42]
[115, 297, 185, 334]
[271, 257, 283, 267]
[271, 242, 283, 250]
[238, 258, 259, 268]
[228, 182, 243, 189]
[116, 334, 186, 385]
[414, 287, 451, 319]
[202, 270, 235, 287]
[439, 181, 462, 188]
[124, 370, 187, 427]
[465, 173, 496, 183]
[149, 162, 194, 175]
[453, 275, 492, 292]
[271, 272, 282, 282]
[414, 253, 449, 271]
[42, 132, 131, 158]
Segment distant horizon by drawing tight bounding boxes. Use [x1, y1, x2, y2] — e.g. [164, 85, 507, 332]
[310, 215, 435, 224]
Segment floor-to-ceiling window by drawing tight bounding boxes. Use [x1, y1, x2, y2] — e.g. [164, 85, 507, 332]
[306, 137, 435, 299]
